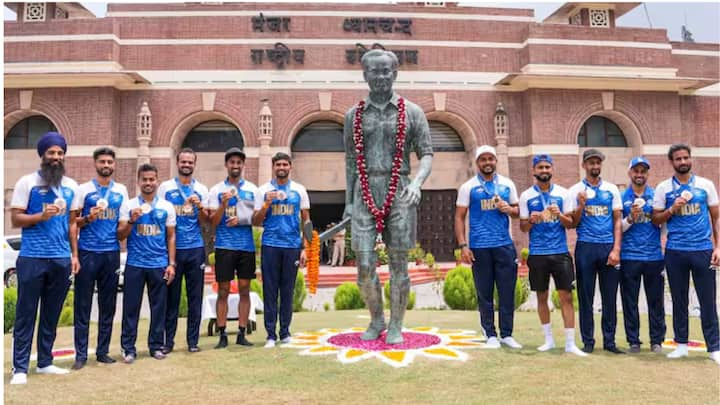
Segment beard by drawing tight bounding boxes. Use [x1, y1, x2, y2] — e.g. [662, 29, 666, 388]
[632, 177, 647, 186]
[179, 166, 194, 176]
[40, 158, 65, 187]
[480, 165, 495, 175]
[588, 168, 601, 178]
[275, 169, 289, 179]
[534, 173, 552, 182]
[674, 163, 691, 174]
[97, 167, 114, 178]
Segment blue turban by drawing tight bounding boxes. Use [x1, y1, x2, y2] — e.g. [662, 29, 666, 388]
[532, 154, 553, 167]
[37, 131, 67, 157]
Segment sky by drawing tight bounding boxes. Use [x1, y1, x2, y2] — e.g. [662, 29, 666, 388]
[4, 1, 720, 43]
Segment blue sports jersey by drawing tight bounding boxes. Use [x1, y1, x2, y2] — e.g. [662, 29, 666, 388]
[519, 184, 571, 255]
[11, 172, 80, 258]
[255, 180, 310, 249]
[158, 178, 208, 250]
[568, 179, 622, 244]
[621, 186, 662, 261]
[208, 179, 256, 252]
[120, 196, 176, 268]
[654, 175, 718, 251]
[457, 174, 519, 249]
[78, 180, 128, 252]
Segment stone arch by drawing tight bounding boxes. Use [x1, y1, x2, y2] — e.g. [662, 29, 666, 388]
[286, 110, 345, 149]
[565, 101, 645, 153]
[4, 102, 73, 144]
[167, 110, 248, 155]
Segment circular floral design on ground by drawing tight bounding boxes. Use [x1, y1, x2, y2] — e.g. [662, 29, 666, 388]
[282, 327, 488, 368]
[327, 332, 441, 351]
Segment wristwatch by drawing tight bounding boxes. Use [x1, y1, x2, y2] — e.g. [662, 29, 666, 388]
[169, 262, 177, 268]
[458, 243, 468, 249]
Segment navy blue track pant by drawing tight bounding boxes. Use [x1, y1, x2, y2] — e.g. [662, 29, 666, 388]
[471, 244, 518, 339]
[74, 250, 120, 361]
[261, 246, 300, 341]
[164, 247, 205, 349]
[121, 265, 167, 356]
[619, 259, 666, 346]
[575, 241, 620, 349]
[665, 249, 719, 352]
[13, 257, 71, 373]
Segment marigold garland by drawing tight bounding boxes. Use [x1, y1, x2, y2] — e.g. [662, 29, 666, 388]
[353, 97, 407, 234]
[305, 230, 320, 294]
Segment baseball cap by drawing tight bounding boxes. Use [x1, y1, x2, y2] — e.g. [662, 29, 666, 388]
[628, 156, 650, 170]
[475, 145, 497, 160]
[224, 147, 246, 162]
[532, 154, 553, 167]
[582, 149, 605, 162]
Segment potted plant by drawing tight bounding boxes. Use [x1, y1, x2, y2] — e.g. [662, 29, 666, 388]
[518, 247, 530, 278]
[454, 248, 462, 265]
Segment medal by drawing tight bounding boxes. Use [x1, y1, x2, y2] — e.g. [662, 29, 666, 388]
[633, 198, 645, 208]
[92, 179, 114, 211]
[182, 204, 194, 214]
[96, 198, 109, 209]
[228, 186, 238, 197]
[140, 203, 152, 214]
[680, 190, 693, 201]
[277, 190, 287, 201]
[541, 209, 552, 221]
[585, 188, 596, 199]
[54, 197, 66, 211]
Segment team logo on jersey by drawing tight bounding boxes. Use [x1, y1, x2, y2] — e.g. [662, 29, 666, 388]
[529, 200, 542, 207]
[584, 205, 609, 217]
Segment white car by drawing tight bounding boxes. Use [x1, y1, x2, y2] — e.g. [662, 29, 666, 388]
[3, 235, 21, 288]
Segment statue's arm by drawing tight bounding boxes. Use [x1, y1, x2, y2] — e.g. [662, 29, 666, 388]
[343, 108, 357, 219]
[410, 108, 433, 189]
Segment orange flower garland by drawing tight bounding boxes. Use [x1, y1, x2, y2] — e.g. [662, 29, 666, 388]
[306, 230, 321, 294]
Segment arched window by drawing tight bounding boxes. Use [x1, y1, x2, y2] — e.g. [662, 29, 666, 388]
[182, 120, 243, 152]
[5, 115, 57, 149]
[577, 116, 627, 147]
[430, 121, 464, 152]
[291, 121, 344, 152]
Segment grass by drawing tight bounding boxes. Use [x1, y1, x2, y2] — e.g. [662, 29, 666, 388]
[4, 310, 719, 405]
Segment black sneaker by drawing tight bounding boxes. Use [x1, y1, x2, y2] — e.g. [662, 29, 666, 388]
[96, 354, 117, 364]
[628, 344, 641, 354]
[71, 360, 86, 370]
[604, 346, 626, 354]
[215, 335, 228, 349]
[236, 334, 254, 346]
[188, 346, 201, 353]
[582, 344, 594, 354]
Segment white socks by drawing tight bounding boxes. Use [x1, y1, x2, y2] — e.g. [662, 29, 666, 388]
[537, 323, 555, 351]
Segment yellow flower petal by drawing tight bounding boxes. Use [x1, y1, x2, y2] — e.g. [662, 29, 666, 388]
[437, 329, 462, 334]
[449, 335, 480, 340]
[410, 327, 433, 332]
[423, 348, 459, 358]
[381, 351, 406, 363]
[309, 346, 338, 353]
[447, 341, 483, 347]
[345, 349, 367, 359]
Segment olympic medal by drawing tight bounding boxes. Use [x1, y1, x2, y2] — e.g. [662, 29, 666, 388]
[277, 190, 287, 201]
[633, 198, 645, 208]
[140, 203, 152, 214]
[96, 198, 109, 209]
[585, 189, 596, 199]
[680, 190, 693, 201]
[54, 197, 66, 210]
[541, 209, 552, 222]
[228, 186, 238, 197]
[182, 203, 194, 214]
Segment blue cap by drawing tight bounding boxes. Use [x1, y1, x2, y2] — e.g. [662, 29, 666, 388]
[532, 154, 553, 167]
[628, 156, 650, 170]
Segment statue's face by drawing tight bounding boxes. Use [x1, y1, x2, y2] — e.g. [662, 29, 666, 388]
[363, 55, 397, 94]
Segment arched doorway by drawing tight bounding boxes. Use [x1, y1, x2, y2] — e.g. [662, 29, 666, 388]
[291, 120, 346, 234]
[177, 120, 244, 186]
[4, 115, 57, 150]
[576, 115, 632, 190]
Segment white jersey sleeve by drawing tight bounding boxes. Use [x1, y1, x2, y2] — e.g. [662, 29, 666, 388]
[456, 180, 471, 208]
[653, 180, 671, 211]
[508, 180, 519, 205]
[10, 175, 32, 210]
[609, 183, 622, 211]
[518, 189, 530, 219]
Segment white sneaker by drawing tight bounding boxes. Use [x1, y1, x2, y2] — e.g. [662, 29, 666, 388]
[36, 365, 69, 375]
[280, 337, 292, 345]
[667, 344, 689, 359]
[537, 341, 556, 352]
[10, 373, 27, 385]
[565, 345, 589, 357]
[485, 337, 500, 349]
[500, 336, 523, 349]
[709, 351, 720, 365]
[264, 339, 276, 348]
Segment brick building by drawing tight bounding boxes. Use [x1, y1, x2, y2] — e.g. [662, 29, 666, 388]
[4, 2, 719, 260]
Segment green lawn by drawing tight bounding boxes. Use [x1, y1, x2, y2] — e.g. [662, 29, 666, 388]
[4, 311, 719, 405]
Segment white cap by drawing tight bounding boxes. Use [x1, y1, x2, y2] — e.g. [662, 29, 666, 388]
[475, 145, 497, 160]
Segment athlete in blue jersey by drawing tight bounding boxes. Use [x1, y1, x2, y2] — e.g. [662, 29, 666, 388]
[652, 144, 720, 364]
[455, 145, 522, 349]
[568, 149, 623, 354]
[9, 132, 81, 385]
[73, 147, 129, 370]
[208, 148, 258, 348]
[118, 164, 176, 363]
[253, 152, 310, 348]
[619, 157, 665, 355]
[519, 155, 586, 356]
[157, 148, 209, 354]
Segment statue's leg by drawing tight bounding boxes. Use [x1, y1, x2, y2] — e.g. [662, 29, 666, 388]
[386, 249, 410, 344]
[357, 250, 386, 340]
